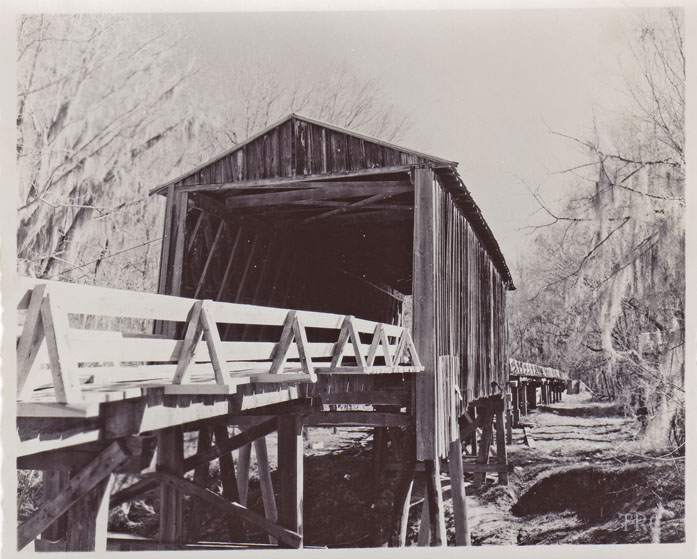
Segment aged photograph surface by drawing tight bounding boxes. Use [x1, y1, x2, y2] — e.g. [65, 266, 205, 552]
[7, 5, 688, 553]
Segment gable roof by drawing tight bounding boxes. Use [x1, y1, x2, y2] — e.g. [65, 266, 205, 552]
[151, 113, 456, 195]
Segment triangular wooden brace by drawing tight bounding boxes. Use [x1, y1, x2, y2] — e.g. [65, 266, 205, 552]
[200, 301, 229, 385]
[172, 300, 204, 385]
[367, 323, 394, 367]
[394, 330, 422, 368]
[291, 314, 316, 382]
[17, 283, 48, 399]
[269, 311, 316, 381]
[269, 311, 297, 375]
[39, 291, 83, 405]
[330, 315, 366, 368]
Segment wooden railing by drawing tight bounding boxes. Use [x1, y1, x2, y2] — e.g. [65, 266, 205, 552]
[16, 278, 422, 413]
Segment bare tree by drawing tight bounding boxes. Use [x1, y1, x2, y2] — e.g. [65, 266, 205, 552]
[198, 58, 410, 154]
[509, 8, 684, 451]
[17, 15, 411, 297]
[17, 14, 200, 289]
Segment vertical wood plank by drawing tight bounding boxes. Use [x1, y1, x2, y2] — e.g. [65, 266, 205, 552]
[417, 489, 430, 546]
[448, 438, 471, 546]
[170, 191, 189, 298]
[390, 426, 415, 547]
[277, 415, 303, 548]
[254, 436, 278, 544]
[156, 184, 176, 297]
[158, 426, 184, 545]
[40, 471, 68, 542]
[521, 382, 528, 416]
[236, 443, 251, 506]
[424, 459, 447, 546]
[505, 388, 513, 445]
[372, 426, 388, 493]
[65, 474, 114, 551]
[495, 409, 509, 485]
[413, 167, 437, 461]
[473, 408, 494, 487]
[188, 426, 212, 543]
[213, 424, 245, 541]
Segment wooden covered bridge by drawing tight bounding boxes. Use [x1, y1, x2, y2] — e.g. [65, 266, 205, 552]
[15, 114, 517, 550]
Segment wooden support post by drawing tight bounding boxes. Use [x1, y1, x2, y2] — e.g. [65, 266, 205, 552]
[469, 408, 478, 455]
[171, 191, 189, 298]
[448, 438, 471, 546]
[188, 426, 212, 543]
[412, 167, 437, 462]
[521, 383, 528, 416]
[65, 474, 114, 551]
[390, 426, 415, 547]
[158, 426, 184, 545]
[494, 410, 509, 486]
[277, 415, 303, 548]
[254, 436, 278, 545]
[213, 425, 244, 542]
[505, 390, 513, 445]
[155, 184, 176, 332]
[236, 443, 252, 506]
[512, 383, 520, 426]
[40, 471, 69, 542]
[424, 459, 447, 546]
[417, 489, 430, 546]
[372, 426, 388, 493]
[473, 408, 494, 487]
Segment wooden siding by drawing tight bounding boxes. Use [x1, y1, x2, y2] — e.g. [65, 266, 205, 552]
[432, 174, 508, 451]
[170, 117, 438, 191]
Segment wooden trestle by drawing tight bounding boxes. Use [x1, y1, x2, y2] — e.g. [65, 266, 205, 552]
[14, 278, 423, 551]
[509, 359, 569, 427]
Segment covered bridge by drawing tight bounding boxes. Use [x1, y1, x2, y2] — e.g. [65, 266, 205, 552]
[16, 114, 515, 550]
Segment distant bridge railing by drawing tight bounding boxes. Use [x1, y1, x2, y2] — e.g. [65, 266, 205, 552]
[16, 278, 422, 416]
[509, 359, 569, 382]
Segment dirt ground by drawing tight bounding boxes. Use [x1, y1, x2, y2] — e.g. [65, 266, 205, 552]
[468, 393, 685, 545]
[102, 392, 684, 547]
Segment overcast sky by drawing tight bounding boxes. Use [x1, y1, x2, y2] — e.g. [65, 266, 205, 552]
[173, 8, 654, 267]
